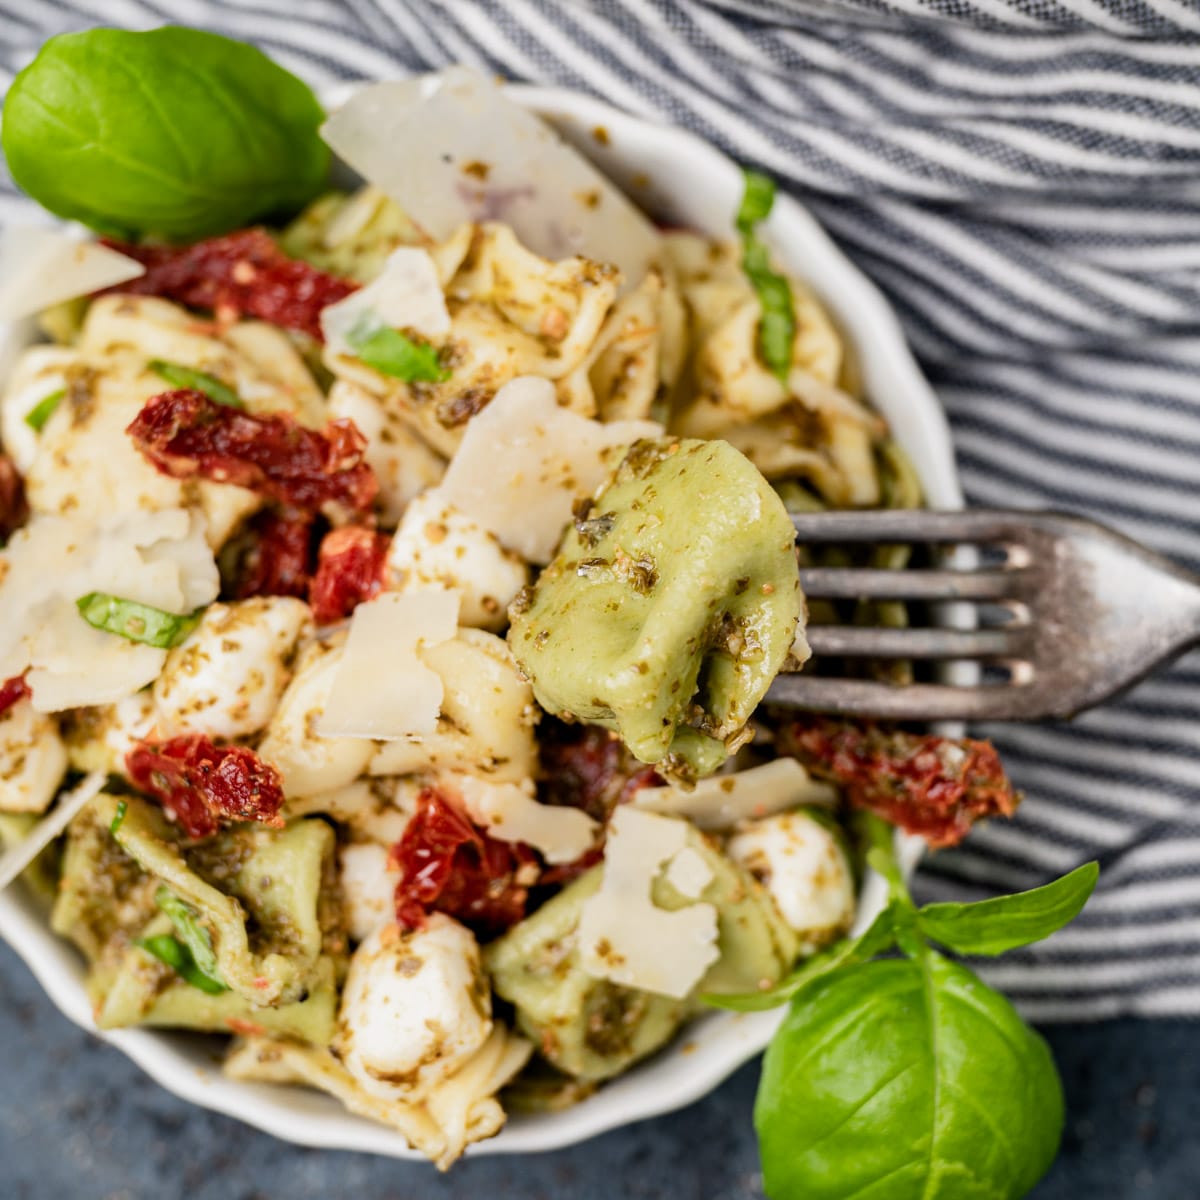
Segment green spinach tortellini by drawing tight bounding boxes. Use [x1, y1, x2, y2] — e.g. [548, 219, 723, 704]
[485, 830, 797, 1081]
[508, 437, 802, 778]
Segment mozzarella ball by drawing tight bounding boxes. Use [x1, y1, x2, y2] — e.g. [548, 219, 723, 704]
[0, 698, 68, 814]
[339, 842, 398, 944]
[335, 916, 491, 1101]
[154, 597, 312, 740]
[328, 381, 446, 524]
[257, 640, 375, 798]
[386, 491, 527, 631]
[725, 810, 856, 947]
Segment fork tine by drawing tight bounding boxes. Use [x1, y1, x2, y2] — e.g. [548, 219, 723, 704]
[804, 625, 1028, 659]
[790, 509, 1024, 544]
[766, 676, 1035, 721]
[799, 566, 1022, 601]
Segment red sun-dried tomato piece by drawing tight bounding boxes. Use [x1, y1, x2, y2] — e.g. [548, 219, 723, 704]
[100, 229, 357, 342]
[125, 735, 286, 840]
[0, 454, 29, 543]
[309, 525, 391, 624]
[0, 672, 30, 717]
[777, 716, 1019, 849]
[224, 508, 317, 601]
[389, 787, 539, 940]
[127, 389, 378, 516]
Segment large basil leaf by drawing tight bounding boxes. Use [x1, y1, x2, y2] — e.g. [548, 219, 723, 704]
[918, 862, 1098, 957]
[755, 954, 1063, 1200]
[2, 27, 329, 240]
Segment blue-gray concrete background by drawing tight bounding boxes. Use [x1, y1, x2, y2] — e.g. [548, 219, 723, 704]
[1, 940, 1193, 1199]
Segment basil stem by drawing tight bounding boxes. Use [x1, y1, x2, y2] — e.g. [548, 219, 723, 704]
[136, 934, 227, 996]
[149, 359, 244, 408]
[109, 799, 128, 836]
[736, 169, 796, 384]
[347, 316, 450, 383]
[24, 387, 65, 432]
[75, 592, 201, 648]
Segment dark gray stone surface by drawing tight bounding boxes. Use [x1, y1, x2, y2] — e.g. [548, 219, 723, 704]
[0, 938, 1192, 1199]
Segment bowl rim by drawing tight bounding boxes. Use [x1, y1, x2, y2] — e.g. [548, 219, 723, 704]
[0, 76, 956, 1160]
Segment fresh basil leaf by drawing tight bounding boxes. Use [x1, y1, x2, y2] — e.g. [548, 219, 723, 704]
[24, 387, 65, 432]
[735, 169, 795, 383]
[149, 360, 243, 409]
[347, 318, 451, 383]
[704, 901, 901, 1012]
[736, 169, 776, 233]
[154, 887, 223, 983]
[2, 27, 329, 240]
[75, 592, 200, 648]
[136, 933, 227, 996]
[756, 953, 1063, 1200]
[918, 861, 1099, 957]
[109, 799, 128, 836]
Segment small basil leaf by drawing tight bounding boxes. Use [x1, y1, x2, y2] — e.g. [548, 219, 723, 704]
[347, 318, 450, 383]
[75, 592, 201, 648]
[2, 27, 329, 240]
[154, 886, 223, 983]
[755, 953, 1063, 1200]
[109, 799, 128, 836]
[918, 861, 1099, 957]
[735, 167, 795, 384]
[703, 901, 900, 1012]
[25, 388, 65, 432]
[149, 360, 243, 408]
[136, 933, 227, 996]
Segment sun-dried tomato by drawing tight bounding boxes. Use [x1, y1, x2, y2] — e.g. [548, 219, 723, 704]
[223, 508, 317, 601]
[100, 229, 357, 342]
[536, 720, 663, 824]
[0, 672, 30, 717]
[127, 389, 378, 516]
[125, 735, 286, 840]
[389, 787, 538, 940]
[309, 525, 391, 624]
[0, 454, 29, 543]
[777, 716, 1019, 849]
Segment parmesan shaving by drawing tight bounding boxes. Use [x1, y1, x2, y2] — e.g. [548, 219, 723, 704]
[0, 772, 105, 892]
[436, 375, 661, 563]
[320, 246, 450, 353]
[452, 773, 598, 865]
[664, 846, 714, 900]
[634, 759, 838, 831]
[319, 591, 459, 739]
[0, 226, 145, 322]
[577, 808, 719, 999]
[322, 68, 661, 289]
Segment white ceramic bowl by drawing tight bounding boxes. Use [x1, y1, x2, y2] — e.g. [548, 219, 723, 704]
[0, 80, 958, 1159]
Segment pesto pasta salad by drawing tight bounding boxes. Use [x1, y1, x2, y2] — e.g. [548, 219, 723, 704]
[0, 28, 1092, 1195]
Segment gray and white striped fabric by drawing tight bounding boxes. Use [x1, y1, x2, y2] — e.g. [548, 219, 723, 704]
[2, 0, 1199, 1020]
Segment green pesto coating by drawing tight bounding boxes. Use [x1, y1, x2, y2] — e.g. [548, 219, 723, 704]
[509, 438, 802, 778]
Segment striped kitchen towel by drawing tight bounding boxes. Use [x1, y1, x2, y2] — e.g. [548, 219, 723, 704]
[2, 0, 1198, 1020]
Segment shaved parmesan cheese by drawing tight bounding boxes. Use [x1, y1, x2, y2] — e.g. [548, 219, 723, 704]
[577, 808, 719, 999]
[634, 760, 838, 831]
[0, 772, 105, 892]
[319, 591, 459, 739]
[320, 246, 450, 353]
[0, 509, 219, 711]
[322, 68, 661, 288]
[437, 376, 661, 563]
[452, 773, 598, 864]
[664, 846, 714, 900]
[0, 227, 144, 321]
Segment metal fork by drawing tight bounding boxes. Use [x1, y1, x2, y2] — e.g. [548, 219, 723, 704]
[766, 509, 1200, 721]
